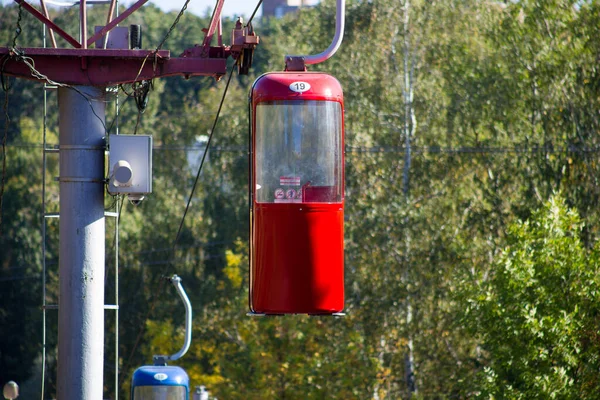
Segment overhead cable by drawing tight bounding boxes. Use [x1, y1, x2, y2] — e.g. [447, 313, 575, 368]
[246, 0, 263, 26]
[9, 143, 600, 155]
[123, 61, 238, 376]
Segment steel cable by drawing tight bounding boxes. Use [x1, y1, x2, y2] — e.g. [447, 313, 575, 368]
[122, 60, 238, 376]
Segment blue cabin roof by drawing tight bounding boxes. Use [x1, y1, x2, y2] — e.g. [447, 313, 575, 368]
[132, 365, 189, 387]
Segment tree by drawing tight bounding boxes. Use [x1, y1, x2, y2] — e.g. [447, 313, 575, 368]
[460, 194, 600, 398]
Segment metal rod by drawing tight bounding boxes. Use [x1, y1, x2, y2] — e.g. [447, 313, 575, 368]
[86, 0, 149, 47]
[80, 0, 87, 48]
[202, 0, 225, 52]
[57, 86, 106, 400]
[114, 195, 119, 400]
[39, 0, 58, 48]
[106, 0, 117, 26]
[217, 16, 222, 47]
[14, 0, 81, 48]
[113, 48, 120, 399]
[153, 275, 192, 363]
[287, 0, 345, 65]
[40, 39, 48, 399]
[103, 0, 117, 49]
[168, 275, 192, 361]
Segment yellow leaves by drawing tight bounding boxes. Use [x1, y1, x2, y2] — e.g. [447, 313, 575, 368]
[185, 340, 226, 390]
[145, 319, 178, 356]
[187, 367, 226, 389]
[224, 249, 243, 288]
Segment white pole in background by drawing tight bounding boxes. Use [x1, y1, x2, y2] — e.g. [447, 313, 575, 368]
[57, 86, 106, 400]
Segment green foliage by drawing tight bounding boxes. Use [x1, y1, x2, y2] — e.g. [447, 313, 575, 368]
[460, 194, 600, 398]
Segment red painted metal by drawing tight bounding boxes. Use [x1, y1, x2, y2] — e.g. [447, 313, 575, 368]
[86, 0, 150, 48]
[0, 48, 230, 85]
[39, 0, 57, 48]
[201, 0, 225, 55]
[251, 72, 344, 103]
[106, 0, 117, 26]
[217, 17, 223, 47]
[80, 0, 87, 49]
[252, 204, 344, 314]
[14, 0, 81, 48]
[250, 72, 345, 314]
[4, 0, 258, 85]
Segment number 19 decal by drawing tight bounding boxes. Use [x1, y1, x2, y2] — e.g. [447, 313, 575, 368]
[289, 81, 311, 93]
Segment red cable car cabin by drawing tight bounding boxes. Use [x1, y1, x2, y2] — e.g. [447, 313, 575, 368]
[249, 72, 345, 315]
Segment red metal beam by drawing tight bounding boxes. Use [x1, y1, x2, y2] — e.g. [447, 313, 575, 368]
[39, 0, 57, 48]
[87, 0, 149, 48]
[201, 0, 225, 54]
[14, 0, 81, 48]
[0, 48, 228, 86]
[80, 0, 87, 49]
[102, 0, 117, 49]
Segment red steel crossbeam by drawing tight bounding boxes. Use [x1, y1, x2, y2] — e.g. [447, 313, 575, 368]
[14, 0, 81, 48]
[1, 0, 259, 86]
[13, 0, 150, 50]
[0, 48, 228, 86]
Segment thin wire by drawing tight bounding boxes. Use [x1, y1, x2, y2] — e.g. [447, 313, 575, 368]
[129, 0, 192, 87]
[246, 0, 263, 26]
[5, 49, 109, 133]
[173, 63, 237, 249]
[133, 111, 142, 135]
[119, 0, 191, 135]
[122, 61, 237, 374]
[0, 71, 9, 237]
[156, 0, 191, 53]
[8, 142, 600, 155]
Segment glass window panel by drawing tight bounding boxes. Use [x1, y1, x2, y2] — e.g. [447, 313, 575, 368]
[255, 100, 342, 203]
[133, 386, 186, 400]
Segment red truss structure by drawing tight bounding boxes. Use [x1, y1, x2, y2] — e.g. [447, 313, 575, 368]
[0, 0, 259, 86]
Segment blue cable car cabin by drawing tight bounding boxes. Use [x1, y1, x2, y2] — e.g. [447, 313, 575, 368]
[131, 365, 189, 400]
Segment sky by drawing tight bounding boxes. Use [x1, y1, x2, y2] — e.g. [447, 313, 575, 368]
[126, 0, 261, 18]
[0, 0, 262, 18]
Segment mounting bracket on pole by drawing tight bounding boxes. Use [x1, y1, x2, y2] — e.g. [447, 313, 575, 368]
[153, 275, 192, 366]
[285, 0, 345, 71]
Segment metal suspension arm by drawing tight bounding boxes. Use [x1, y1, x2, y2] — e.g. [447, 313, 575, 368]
[285, 0, 345, 70]
[153, 275, 192, 365]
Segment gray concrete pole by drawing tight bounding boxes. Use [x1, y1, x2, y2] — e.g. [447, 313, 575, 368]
[57, 86, 106, 400]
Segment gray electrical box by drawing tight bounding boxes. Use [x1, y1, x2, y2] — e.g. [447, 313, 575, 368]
[94, 26, 130, 49]
[108, 135, 152, 199]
